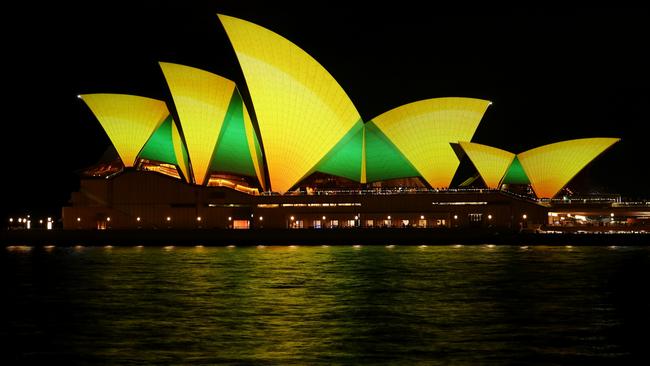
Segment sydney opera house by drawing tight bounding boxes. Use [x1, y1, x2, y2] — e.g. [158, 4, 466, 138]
[63, 15, 624, 231]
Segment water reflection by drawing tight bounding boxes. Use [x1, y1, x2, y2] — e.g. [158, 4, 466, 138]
[2, 245, 649, 364]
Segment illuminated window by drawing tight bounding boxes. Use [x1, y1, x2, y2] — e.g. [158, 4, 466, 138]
[469, 213, 483, 222]
[233, 220, 250, 229]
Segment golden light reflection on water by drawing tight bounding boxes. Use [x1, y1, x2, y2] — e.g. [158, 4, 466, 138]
[3, 245, 649, 364]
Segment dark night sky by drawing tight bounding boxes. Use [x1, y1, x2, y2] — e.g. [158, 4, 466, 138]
[3, 2, 649, 219]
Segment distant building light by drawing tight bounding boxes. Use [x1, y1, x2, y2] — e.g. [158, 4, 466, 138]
[47, 221, 52, 230]
[166, 216, 171, 221]
[196, 216, 202, 221]
[453, 215, 458, 220]
[610, 213, 614, 217]
[17, 218, 22, 223]
[290, 216, 295, 221]
[106, 217, 111, 222]
[259, 216, 263, 221]
[26, 220, 31, 230]
[522, 214, 527, 219]
[354, 216, 359, 220]
[488, 215, 492, 220]
[387, 215, 391, 220]
[39, 219, 43, 224]
[136, 217, 141, 221]
[77, 217, 81, 222]
[228, 216, 232, 221]
[420, 215, 425, 220]
[47, 217, 52, 222]
[322, 216, 326, 220]
[9, 218, 13, 223]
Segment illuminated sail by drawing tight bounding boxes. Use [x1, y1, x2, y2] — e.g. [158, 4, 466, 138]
[160, 62, 262, 186]
[517, 138, 620, 198]
[80, 94, 169, 167]
[458, 142, 515, 188]
[219, 14, 362, 192]
[371, 98, 491, 188]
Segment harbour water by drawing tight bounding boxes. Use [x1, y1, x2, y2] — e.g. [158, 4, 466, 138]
[3, 245, 649, 364]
